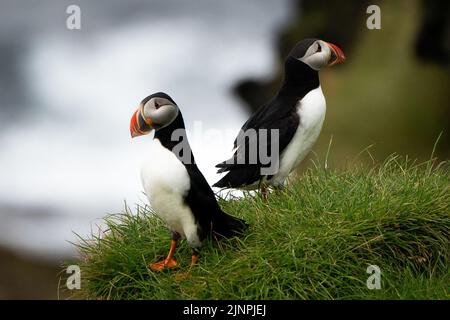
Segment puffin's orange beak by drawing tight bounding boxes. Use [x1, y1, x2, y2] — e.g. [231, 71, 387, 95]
[130, 109, 140, 138]
[130, 106, 153, 138]
[325, 41, 346, 66]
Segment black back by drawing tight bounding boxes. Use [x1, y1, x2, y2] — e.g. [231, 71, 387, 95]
[213, 56, 320, 188]
[154, 106, 247, 239]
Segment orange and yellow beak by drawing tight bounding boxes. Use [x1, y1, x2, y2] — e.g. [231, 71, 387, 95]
[130, 106, 153, 138]
[325, 41, 346, 66]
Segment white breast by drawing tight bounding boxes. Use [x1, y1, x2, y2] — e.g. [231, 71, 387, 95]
[270, 86, 326, 186]
[140, 139, 201, 247]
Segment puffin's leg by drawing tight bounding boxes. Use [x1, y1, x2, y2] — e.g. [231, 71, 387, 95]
[261, 185, 268, 201]
[149, 231, 180, 271]
[190, 249, 199, 267]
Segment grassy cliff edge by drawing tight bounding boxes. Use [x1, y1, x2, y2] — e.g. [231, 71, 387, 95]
[67, 156, 449, 299]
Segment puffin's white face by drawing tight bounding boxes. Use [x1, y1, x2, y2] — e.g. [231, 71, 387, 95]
[297, 40, 346, 71]
[130, 96, 179, 138]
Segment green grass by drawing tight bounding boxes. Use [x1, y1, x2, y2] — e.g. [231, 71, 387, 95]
[66, 156, 449, 299]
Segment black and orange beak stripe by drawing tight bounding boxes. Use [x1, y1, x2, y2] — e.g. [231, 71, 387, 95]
[130, 105, 153, 138]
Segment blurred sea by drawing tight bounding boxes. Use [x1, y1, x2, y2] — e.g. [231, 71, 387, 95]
[0, 0, 293, 261]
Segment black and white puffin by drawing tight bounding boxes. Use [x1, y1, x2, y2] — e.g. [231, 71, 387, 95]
[213, 39, 345, 195]
[130, 92, 247, 271]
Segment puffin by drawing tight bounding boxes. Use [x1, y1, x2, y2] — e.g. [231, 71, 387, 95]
[213, 38, 345, 196]
[130, 92, 248, 271]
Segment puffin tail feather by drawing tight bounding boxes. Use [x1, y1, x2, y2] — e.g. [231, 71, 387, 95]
[212, 211, 248, 238]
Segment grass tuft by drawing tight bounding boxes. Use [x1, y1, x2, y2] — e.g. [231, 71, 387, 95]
[66, 156, 449, 299]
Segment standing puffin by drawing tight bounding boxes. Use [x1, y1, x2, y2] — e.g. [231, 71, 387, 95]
[213, 38, 345, 195]
[130, 92, 247, 271]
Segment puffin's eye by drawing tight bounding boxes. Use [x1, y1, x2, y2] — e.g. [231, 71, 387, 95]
[154, 100, 160, 108]
[316, 43, 322, 53]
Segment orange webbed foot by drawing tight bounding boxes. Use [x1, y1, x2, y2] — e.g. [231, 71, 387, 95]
[149, 257, 178, 271]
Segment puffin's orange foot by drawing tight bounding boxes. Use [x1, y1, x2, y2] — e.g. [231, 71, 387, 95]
[149, 257, 177, 271]
[164, 257, 178, 268]
[190, 254, 199, 267]
[149, 260, 166, 271]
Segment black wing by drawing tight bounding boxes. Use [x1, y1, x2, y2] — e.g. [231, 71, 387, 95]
[213, 97, 300, 188]
[184, 164, 247, 238]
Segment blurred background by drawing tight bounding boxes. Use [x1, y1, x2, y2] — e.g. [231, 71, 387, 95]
[0, 0, 448, 299]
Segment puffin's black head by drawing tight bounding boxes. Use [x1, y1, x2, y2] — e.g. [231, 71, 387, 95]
[130, 92, 179, 138]
[288, 38, 346, 70]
